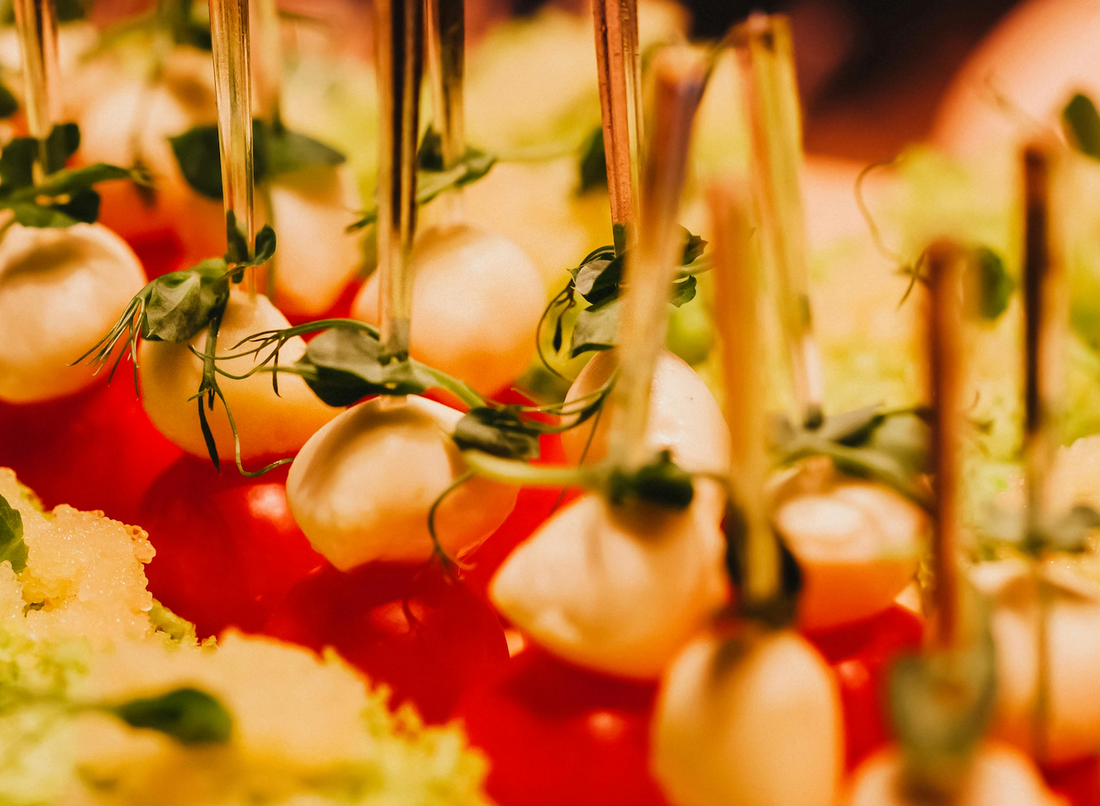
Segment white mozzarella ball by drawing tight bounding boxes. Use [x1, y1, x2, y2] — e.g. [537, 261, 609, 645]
[971, 558, 1100, 765]
[653, 629, 842, 806]
[560, 348, 731, 479]
[490, 490, 728, 679]
[268, 164, 363, 317]
[139, 289, 339, 461]
[286, 395, 518, 569]
[0, 223, 146, 403]
[352, 222, 546, 395]
[771, 462, 925, 631]
[844, 742, 1062, 806]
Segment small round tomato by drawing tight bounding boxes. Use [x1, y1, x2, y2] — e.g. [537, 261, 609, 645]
[455, 644, 671, 806]
[126, 228, 188, 281]
[140, 456, 324, 638]
[805, 604, 925, 770]
[264, 561, 508, 723]
[0, 378, 182, 523]
[1044, 755, 1100, 806]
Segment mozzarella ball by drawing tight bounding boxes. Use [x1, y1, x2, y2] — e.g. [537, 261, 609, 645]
[353, 222, 546, 395]
[844, 742, 1062, 806]
[286, 395, 517, 569]
[268, 165, 364, 317]
[78, 46, 220, 248]
[970, 558, 1100, 765]
[771, 461, 925, 631]
[560, 348, 731, 477]
[139, 289, 339, 461]
[653, 629, 842, 806]
[491, 491, 728, 679]
[0, 223, 146, 403]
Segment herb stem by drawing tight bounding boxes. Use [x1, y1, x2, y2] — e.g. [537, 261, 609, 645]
[461, 450, 602, 489]
[733, 14, 824, 430]
[13, 0, 59, 184]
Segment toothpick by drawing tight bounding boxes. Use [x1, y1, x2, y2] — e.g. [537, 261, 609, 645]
[607, 47, 707, 472]
[1022, 144, 1065, 526]
[424, 0, 464, 223]
[13, 0, 59, 183]
[374, 0, 423, 359]
[733, 13, 824, 429]
[926, 241, 967, 652]
[591, 0, 642, 254]
[210, 0, 258, 295]
[711, 182, 778, 606]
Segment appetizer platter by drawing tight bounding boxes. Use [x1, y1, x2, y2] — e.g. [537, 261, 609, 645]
[4, 0, 1100, 803]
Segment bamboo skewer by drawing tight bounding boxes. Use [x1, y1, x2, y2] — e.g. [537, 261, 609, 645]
[733, 14, 824, 429]
[210, 0, 258, 295]
[711, 182, 778, 608]
[424, 0, 465, 223]
[591, 0, 642, 254]
[374, 0, 423, 360]
[252, 0, 284, 131]
[607, 47, 707, 472]
[13, 0, 59, 183]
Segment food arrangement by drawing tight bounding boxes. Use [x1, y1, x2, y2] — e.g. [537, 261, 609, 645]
[3, 0, 1100, 804]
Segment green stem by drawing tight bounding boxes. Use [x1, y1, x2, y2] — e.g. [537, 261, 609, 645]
[461, 450, 602, 488]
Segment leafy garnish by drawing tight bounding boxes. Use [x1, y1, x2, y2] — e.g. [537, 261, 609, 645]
[109, 687, 232, 744]
[541, 229, 705, 363]
[1063, 93, 1100, 160]
[0, 493, 27, 573]
[0, 81, 17, 120]
[721, 501, 802, 628]
[170, 121, 347, 201]
[577, 126, 607, 194]
[453, 407, 541, 461]
[348, 128, 498, 232]
[970, 247, 1014, 321]
[606, 450, 695, 510]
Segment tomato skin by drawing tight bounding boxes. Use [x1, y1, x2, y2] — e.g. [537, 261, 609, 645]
[264, 561, 509, 723]
[140, 456, 325, 638]
[0, 378, 182, 523]
[455, 645, 670, 806]
[1044, 755, 1100, 806]
[805, 604, 924, 770]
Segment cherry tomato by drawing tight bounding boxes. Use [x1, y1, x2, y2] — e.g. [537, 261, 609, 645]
[1044, 755, 1100, 806]
[455, 644, 671, 806]
[126, 228, 188, 281]
[0, 378, 182, 524]
[140, 456, 325, 638]
[264, 561, 509, 723]
[805, 604, 925, 770]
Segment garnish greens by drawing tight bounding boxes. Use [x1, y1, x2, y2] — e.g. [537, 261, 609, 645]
[576, 125, 607, 194]
[720, 499, 803, 628]
[0, 492, 27, 573]
[1063, 93, 1100, 160]
[170, 120, 346, 201]
[108, 687, 233, 744]
[0, 123, 148, 228]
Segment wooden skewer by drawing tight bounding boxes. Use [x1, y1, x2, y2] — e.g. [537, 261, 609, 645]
[210, 0, 258, 295]
[374, 0, 423, 360]
[13, 0, 59, 182]
[607, 47, 707, 472]
[252, 0, 284, 131]
[424, 0, 465, 223]
[591, 0, 642, 254]
[926, 241, 967, 652]
[711, 182, 777, 606]
[733, 13, 824, 429]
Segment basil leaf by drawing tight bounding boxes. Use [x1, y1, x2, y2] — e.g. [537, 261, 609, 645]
[295, 328, 437, 406]
[142, 265, 230, 343]
[1063, 93, 1100, 160]
[110, 687, 232, 744]
[606, 450, 694, 510]
[577, 126, 607, 194]
[44, 123, 80, 173]
[670, 274, 697, 307]
[0, 493, 27, 573]
[263, 127, 345, 175]
[573, 250, 621, 306]
[971, 246, 1014, 321]
[453, 407, 540, 460]
[0, 138, 38, 190]
[570, 298, 620, 357]
[0, 81, 17, 119]
[722, 502, 802, 628]
[681, 228, 707, 266]
[169, 124, 229, 200]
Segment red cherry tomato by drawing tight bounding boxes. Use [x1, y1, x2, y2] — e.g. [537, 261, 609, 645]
[805, 604, 925, 770]
[1045, 755, 1100, 806]
[455, 644, 671, 806]
[265, 561, 509, 723]
[0, 378, 182, 523]
[140, 456, 324, 638]
[126, 228, 188, 280]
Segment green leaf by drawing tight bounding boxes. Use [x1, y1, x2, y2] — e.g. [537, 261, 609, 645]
[606, 450, 695, 510]
[0, 138, 38, 190]
[572, 248, 621, 306]
[169, 125, 227, 200]
[142, 264, 230, 343]
[681, 228, 707, 266]
[970, 246, 1014, 321]
[1063, 93, 1100, 160]
[0, 493, 27, 573]
[0, 81, 18, 119]
[577, 126, 607, 194]
[670, 274, 697, 307]
[295, 328, 438, 406]
[262, 126, 345, 176]
[109, 687, 232, 744]
[570, 298, 620, 356]
[722, 501, 802, 628]
[453, 407, 541, 460]
[44, 123, 80, 173]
